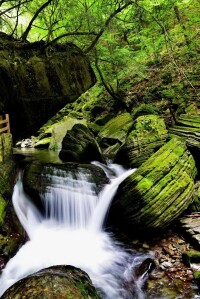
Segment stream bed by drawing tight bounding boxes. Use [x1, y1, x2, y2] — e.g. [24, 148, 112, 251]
[0, 148, 200, 298]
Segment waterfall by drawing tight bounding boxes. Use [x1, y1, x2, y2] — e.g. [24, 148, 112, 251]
[0, 163, 150, 298]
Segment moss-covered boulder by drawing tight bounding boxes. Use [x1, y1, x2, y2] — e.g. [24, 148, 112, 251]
[59, 124, 104, 163]
[34, 117, 87, 150]
[188, 181, 200, 212]
[115, 115, 168, 167]
[169, 114, 200, 169]
[49, 118, 87, 151]
[179, 214, 200, 248]
[0, 33, 96, 140]
[97, 113, 133, 158]
[109, 137, 197, 234]
[182, 250, 200, 267]
[1, 265, 100, 299]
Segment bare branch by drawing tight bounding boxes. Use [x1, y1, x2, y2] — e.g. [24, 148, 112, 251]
[21, 0, 52, 41]
[10, 0, 21, 36]
[0, 0, 31, 16]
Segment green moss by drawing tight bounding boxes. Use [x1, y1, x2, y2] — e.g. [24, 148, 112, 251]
[114, 137, 197, 233]
[0, 194, 6, 225]
[49, 117, 87, 150]
[98, 113, 133, 144]
[34, 138, 51, 148]
[194, 271, 200, 286]
[132, 104, 159, 119]
[182, 251, 200, 267]
[30, 57, 51, 94]
[115, 115, 168, 167]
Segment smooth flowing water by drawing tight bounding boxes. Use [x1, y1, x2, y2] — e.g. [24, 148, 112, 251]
[0, 163, 151, 298]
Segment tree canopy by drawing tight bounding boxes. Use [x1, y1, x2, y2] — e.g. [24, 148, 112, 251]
[0, 0, 199, 100]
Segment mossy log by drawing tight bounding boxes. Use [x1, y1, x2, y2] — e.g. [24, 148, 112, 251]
[110, 137, 197, 234]
[115, 115, 168, 167]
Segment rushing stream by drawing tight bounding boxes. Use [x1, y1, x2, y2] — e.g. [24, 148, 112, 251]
[0, 162, 152, 298]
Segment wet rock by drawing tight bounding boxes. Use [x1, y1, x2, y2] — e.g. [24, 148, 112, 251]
[169, 114, 200, 170]
[1, 265, 100, 299]
[110, 137, 197, 234]
[193, 271, 200, 286]
[161, 261, 173, 268]
[23, 161, 108, 212]
[182, 250, 200, 269]
[59, 124, 104, 163]
[115, 115, 168, 167]
[35, 116, 87, 150]
[188, 181, 200, 212]
[20, 139, 36, 148]
[179, 213, 200, 247]
[134, 257, 156, 279]
[97, 113, 133, 159]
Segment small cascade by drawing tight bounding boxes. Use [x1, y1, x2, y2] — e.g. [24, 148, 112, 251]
[41, 169, 98, 228]
[0, 163, 151, 298]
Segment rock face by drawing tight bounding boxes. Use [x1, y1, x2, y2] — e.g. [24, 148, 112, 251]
[1, 265, 100, 299]
[115, 115, 168, 167]
[169, 114, 200, 168]
[59, 124, 104, 163]
[179, 214, 200, 248]
[34, 116, 87, 150]
[97, 113, 133, 158]
[0, 33, 96, 140]
[188, 181, 200, 212]
[0, 133, 15, 226]
[109, 137, 197, 234]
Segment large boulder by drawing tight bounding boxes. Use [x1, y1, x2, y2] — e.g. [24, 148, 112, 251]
[59, 124, 104, 163]
[0, 33, 96, 140]
[97, 113, 133, 158]
[169, 114, 200, 169]
[34, 116, 87, 150]
[115, 115, 168, 167]
[1, 265, 100, 299]
[109, 137, 197, 234]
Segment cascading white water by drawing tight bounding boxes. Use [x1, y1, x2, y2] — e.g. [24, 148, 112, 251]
[0, 163, 150, 298]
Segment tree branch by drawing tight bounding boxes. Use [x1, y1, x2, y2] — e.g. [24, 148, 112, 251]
[0, 0, 31, 16]
[21, 0, 52, 42]
[94, 49, 119, 100]
[84, 1, 133, 54]
[11, 0, 21, 37]
[42, 31, 97, 49]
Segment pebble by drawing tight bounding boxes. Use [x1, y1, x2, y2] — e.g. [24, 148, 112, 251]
[142, 243, 150, 249]
[162, 261, 173, 268]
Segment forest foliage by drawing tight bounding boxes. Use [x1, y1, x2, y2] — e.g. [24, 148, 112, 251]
[0, 0, 199, 107]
